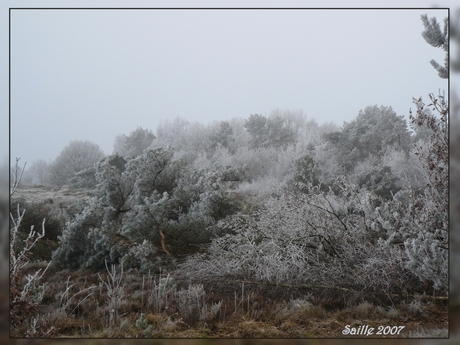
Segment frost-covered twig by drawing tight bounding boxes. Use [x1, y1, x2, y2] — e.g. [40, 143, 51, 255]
[10, 157, 26, 197]
[10, 204, 46, 277]
[10, 203, 53, 337]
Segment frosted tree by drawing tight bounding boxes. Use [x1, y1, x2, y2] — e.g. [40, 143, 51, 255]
[403, 92, 448, 292]
[49, 140, 105, 187]
[155, 118, 211, 156]
[420, 14, 448, 79]
[122, 159, 240, 259]
[52, 147, 240, 272]
[123, 147, 177, 203]
[244, 113, 296, 149]
[391, 14, 449, 293]
[113, 126, 156, 158]
[324, 105, 411, 174]
[52, 154, 136, 270]
[207, 121, 237, 156]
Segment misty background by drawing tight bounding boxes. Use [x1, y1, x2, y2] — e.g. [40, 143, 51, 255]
[9, 7, 447, 166]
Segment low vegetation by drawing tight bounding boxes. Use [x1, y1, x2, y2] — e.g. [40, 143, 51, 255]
[9, 258, 448, 338]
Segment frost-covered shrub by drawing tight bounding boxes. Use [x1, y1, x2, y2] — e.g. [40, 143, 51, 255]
[187, 163, 449, 297]
[179, 178, 419, 299]
[381, 147, 425, 190]
[290, 154, 324, 191]
[121, 164, 240, 257]
[67, 166, 97, 189]
[310, 141, 343, 186]
[120, 240, 165, 274]
[402, 93, 448, 292]
[10, 199, 62, 243]
[51, 197, 106, 270]
[355, 164, 402, 200]
[52, 147, 240, 271]
[146, 272, 177, 314]
[229, 146, 293, 183]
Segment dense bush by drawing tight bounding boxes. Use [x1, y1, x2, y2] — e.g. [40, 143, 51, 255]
[52, 148, 241, 272]
[290, 154, 324, 191]
[355, 165, 402, 200]
[179, 178, 427, 301]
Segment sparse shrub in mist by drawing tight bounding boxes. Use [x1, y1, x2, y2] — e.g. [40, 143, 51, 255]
[16, 158, 53, 187]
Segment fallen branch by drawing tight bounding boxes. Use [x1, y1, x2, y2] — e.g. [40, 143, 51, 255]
[159, 228, 172, 257]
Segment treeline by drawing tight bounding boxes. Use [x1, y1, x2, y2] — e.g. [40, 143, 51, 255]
[12, 100, 448, 298]
[18, 106, 423, 196]
[19, 109, 328, 189]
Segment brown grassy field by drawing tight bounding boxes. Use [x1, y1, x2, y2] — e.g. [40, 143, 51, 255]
[10, 260, 448, 339]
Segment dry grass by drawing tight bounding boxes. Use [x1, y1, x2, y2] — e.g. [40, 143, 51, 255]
[10, 263, 448, 338]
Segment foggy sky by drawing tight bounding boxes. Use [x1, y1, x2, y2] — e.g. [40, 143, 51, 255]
[6, 2, 450, 166]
